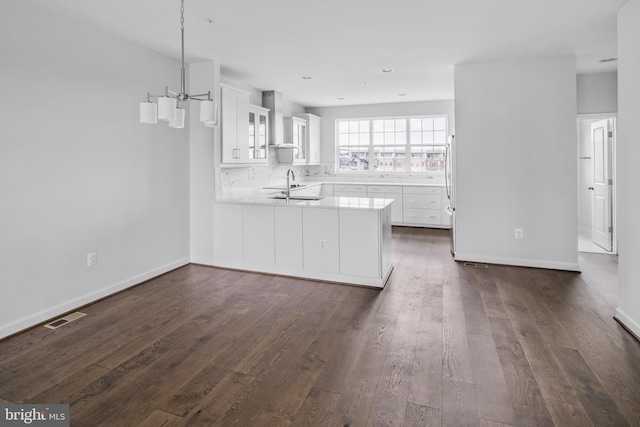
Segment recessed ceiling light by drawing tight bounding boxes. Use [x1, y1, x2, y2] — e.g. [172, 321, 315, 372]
[337, 97, 345, 100]
[599, 58, 617, 63]
[381, 69, 394, 73]
[398, 93, 407, 97]
[301, 76, 312, 80]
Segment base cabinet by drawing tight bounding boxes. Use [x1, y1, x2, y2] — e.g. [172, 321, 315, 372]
[333, 184, 367, 197]
[213, 204, 243, 265]
[340, 210, 380, 277]
[243, 205, 275, 267]
[367, 185, 403, 224]
[212, 201, 393, 288]
[303, 208, 340, 274]
[327, 183, 449, 228]
[275, 206, 303, 270]
[402, 186, 448, 227]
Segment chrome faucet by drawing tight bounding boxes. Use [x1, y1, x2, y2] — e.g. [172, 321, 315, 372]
[286, 168, 296, 200]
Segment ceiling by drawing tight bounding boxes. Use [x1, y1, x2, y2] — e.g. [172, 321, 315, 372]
[30, 0, 626, 107]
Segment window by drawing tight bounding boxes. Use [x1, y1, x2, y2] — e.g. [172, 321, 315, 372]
[336, 115, 447, 173]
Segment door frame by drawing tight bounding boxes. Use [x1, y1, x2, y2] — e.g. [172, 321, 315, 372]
[577, 113, 617, 254]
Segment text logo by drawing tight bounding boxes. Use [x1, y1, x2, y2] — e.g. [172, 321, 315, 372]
[1, 405, 69, 427]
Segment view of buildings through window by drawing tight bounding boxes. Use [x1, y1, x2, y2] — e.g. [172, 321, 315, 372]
[336, 116, 448, 173]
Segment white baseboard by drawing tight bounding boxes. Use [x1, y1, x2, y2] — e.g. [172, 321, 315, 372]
[615, 307, 640, 340]
[0, 258, 190, 340]
[208, 260, 391, 289]
[190, 256, 214, 266]
[454, 253, 581, 272]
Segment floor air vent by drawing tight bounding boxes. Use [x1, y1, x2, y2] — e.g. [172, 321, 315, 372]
[44, 312, 87, 329]
[464, 262, 489, 269]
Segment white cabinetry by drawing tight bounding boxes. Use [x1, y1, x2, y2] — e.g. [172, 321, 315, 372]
[294, 113, 322, 165]
[333, 184, 368, 197]
[221, 84, 250, 164]
[321, 184, 334, 196]
[303, 208, 340, 274]
[213, 203, 243, 265]
[403, 186, 442, 226]
[212, 200, 393, 288]
[275, 206, 303, 271]
[328, 183, 449, 228]
[367, 185, 403, 224]
[340, 210, 381, 278]
[247, 105, 269, 163]
[243, 205, 274, 266]
[283, 116, 307, 163]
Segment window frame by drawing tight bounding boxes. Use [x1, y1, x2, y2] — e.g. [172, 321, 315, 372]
[335, 114, 449, 174]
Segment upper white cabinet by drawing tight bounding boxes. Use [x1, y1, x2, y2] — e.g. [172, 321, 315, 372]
[295, 113, 322, 165]
[248, 105, 269, 163]
[284, 116, 307, 163]
[221, 84, 270, 165]
[221, 84, 250, 164]
[282, 113, 322, 164]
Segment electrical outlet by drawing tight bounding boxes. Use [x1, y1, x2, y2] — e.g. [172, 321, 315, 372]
[87, 252, 97, 267]
[514, 228, 524, 239]
[320, 240, 326, 249]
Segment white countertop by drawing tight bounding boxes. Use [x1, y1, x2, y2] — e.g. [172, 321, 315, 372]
[213, 195, 393, 211]
[324, 181, 443, 187]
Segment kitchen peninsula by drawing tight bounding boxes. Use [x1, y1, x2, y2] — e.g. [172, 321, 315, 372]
[212, 193, 393, 288]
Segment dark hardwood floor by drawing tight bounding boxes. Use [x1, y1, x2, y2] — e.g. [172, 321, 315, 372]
[1, 227, 638, 426]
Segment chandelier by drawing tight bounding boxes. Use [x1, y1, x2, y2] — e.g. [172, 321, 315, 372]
[139, 0, 218, 129]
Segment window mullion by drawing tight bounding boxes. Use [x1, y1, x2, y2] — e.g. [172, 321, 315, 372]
[405, 119, 411, 172]
[369, 119, 374, 171]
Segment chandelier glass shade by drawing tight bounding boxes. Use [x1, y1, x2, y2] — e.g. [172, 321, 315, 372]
[140, 0, 218, 129]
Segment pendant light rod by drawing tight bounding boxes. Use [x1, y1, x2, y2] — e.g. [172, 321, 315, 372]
[180, 0, 187, 98]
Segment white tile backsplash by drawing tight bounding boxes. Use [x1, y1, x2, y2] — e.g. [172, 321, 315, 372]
[218, 161, 444, 195]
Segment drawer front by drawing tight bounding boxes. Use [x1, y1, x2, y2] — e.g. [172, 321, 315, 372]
[334, 191, 368, 198]
[403, 208, 442, 225]
[334, 184, 367, 193]
[367, 185, 402, 194]
[403, 186, 442, 195]
[403, 194, 441, 209]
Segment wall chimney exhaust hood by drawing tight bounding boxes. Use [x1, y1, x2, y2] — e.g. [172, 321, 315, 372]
[262, 90, 283, 147]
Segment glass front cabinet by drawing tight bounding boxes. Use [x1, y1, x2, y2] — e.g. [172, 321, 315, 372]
[248, 105, 269, 163]
[284, 116, 307, 163]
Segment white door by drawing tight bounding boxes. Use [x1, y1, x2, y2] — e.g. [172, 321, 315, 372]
[591, 119, 612, 251]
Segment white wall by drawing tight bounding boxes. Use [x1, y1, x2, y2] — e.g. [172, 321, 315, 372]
[189, 62, 220, 265]
[616, 0, 640, 338]
[577, 72, 618, 114]
[307, 100, 455, 166]
[0, 2, 190, 338]
[454, 56, 579, 271]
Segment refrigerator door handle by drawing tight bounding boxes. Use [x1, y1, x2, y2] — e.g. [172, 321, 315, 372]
[445, 143, 451, 199]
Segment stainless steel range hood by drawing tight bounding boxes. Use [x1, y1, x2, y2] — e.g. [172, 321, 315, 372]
[262, 90, 283, 147]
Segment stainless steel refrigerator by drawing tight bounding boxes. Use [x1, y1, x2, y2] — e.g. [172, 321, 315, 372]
[445, 135, 456, 256]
